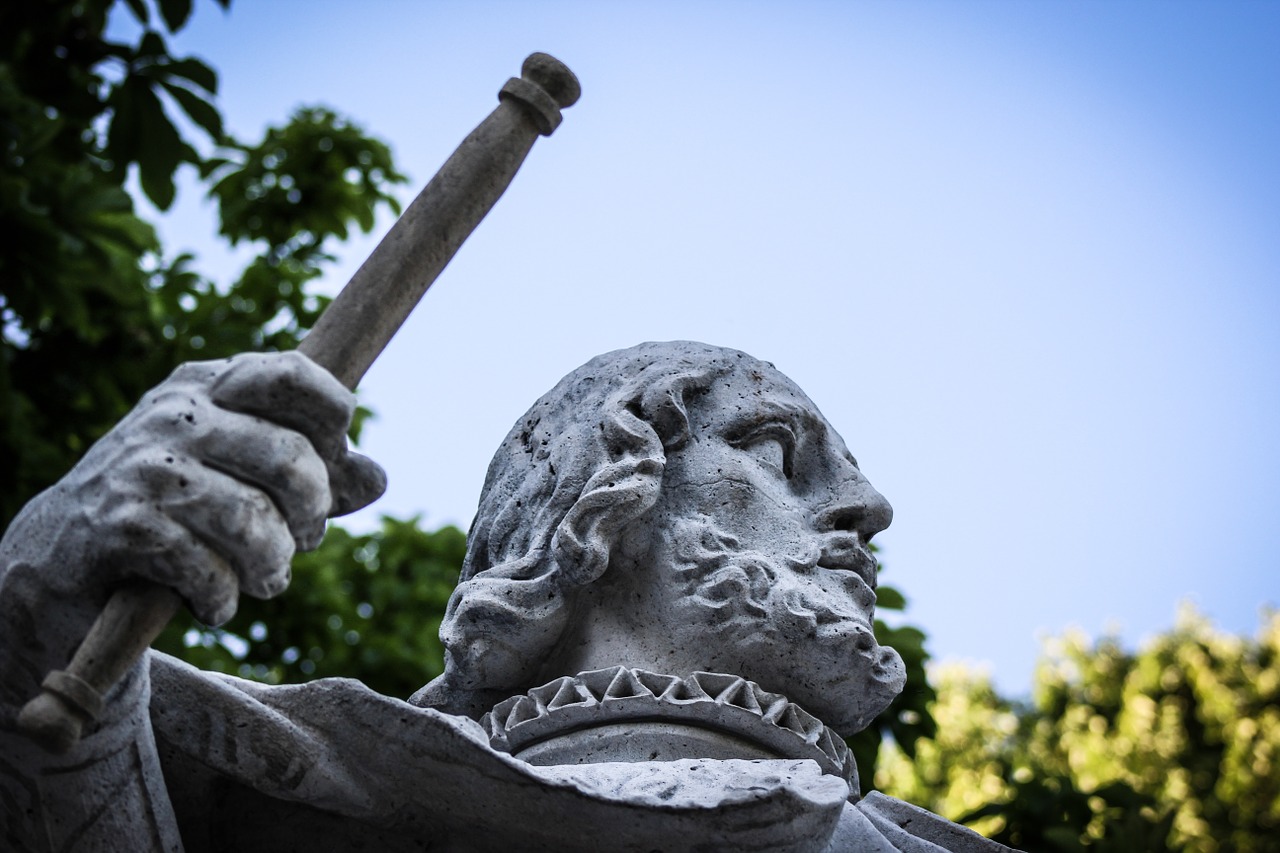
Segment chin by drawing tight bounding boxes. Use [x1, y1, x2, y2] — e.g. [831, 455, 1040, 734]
[811, 640, 907, 735]
[674, 573, 907, 734]
[734, 614, 908, 736]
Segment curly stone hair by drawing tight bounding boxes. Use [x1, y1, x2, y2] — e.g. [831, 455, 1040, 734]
[410, 342, 752, 718]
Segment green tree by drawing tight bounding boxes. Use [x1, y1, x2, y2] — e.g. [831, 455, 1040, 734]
[1, 0, 404, 528]
[0, 0, 443, 692]
[878, 607, 1280, 852]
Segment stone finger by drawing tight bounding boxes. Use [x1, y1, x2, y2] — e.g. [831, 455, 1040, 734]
[327, 451, 388, 517]
[156, 462, 298, 601]
[209, 351, 355, 459]
[188, 407, 331, 548]
[99, 505, 242, 627]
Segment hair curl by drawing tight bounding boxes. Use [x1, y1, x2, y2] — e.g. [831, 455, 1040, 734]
[410, 342, 747, 717]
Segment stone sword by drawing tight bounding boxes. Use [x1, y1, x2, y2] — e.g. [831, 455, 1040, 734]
[17, 52, 581, 753]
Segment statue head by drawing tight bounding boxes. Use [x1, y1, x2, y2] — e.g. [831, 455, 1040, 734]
[411, 342, 906, 735]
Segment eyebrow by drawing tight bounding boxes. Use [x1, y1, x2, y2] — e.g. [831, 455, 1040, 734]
[719, 400, 862, 468]
[721, 400, 827, 439]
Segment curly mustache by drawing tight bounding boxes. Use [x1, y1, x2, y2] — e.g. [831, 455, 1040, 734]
[666, 517, 872, 628]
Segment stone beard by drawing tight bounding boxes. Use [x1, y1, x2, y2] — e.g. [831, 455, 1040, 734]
[663, 515, 905, 735]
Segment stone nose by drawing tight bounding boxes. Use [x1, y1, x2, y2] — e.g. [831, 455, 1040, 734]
[814, 479, 893, 542]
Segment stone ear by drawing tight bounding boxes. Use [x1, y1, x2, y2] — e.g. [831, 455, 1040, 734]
[550, 498, 610, 587]
[550, 368, 719, 587]
[551, 455, 663, 587]
[546, 387, 667, 587]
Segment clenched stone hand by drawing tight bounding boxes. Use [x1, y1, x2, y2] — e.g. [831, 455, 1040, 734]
[0, 351, 385, 710]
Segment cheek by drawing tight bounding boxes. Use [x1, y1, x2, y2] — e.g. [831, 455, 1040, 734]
[689, 480, 807, 540]
[790, 455, 843, 496]
[661, 469, 753, 517]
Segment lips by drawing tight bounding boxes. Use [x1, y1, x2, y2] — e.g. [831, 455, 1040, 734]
[816, 535, 878, 588]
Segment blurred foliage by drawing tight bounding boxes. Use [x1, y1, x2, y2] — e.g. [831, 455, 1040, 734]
[877, 606, 1280, 852]
[206, 106, 402, 249]
[154, 518, 465, 699]
[0, 0, 406, 528]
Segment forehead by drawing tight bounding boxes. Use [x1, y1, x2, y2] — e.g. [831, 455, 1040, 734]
[689, 362, 830, 433]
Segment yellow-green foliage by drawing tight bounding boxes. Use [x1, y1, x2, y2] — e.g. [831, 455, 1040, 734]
[877, 606, 1280, 852]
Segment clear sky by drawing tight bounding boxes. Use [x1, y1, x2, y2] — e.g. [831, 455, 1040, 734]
[115, 1, 1280, 695]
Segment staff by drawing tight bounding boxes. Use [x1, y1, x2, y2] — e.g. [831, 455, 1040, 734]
[18, 52, 580, 753]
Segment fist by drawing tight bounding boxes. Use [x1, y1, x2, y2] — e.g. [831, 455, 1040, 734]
[24, 351, 385, 626]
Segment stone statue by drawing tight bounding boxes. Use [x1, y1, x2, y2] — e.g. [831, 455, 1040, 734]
[1, 341, 1014, 852]
[1, 52, 1017, 853]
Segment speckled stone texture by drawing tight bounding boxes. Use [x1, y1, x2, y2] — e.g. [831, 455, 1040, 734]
[1, 342, 1018, 851]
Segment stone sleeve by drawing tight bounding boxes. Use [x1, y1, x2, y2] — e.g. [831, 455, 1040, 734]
[0, 659, 184, 853]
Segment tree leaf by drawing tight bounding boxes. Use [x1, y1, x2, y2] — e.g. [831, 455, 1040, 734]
[132, 85, 186, 210]
[876, 584, 907, 611]
[161, 80, 223, 141]
[137, 30, 168, 59]
[165, 57, 218, 94]
[104, 80, 143, 171]
[157, 0, 194, 32]
[122, 0, 149, 25]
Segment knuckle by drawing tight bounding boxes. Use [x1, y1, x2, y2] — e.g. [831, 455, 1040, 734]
[237, 494, 294, 560]
[275, 350, 312, 378]
[234, 488, 280, 528]
[166, 358, 226, 386]
[187, 566, 240, 626]
[129, 394, 211, 447]
[266, 535, 296, 574]
[112, 513, 175, 555]
[262, 351, 312, 390]
[275, 428, 314, 464]
[241, 549, 294, 600]
[125, 448, 189, 495]
[278, 351, 353, 414]
[277, 438, 332, 518]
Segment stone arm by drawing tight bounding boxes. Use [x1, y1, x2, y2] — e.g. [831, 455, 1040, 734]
[0, 352, 384, 852]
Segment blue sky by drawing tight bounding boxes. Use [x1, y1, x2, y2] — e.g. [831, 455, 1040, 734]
[116, 1, 1280, 695]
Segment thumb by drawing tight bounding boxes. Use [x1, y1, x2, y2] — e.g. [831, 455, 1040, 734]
[327, 451, 388, 518]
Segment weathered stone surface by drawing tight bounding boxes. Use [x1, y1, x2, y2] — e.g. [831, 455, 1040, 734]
[146, 652, 850, 852]
[1, 341, 1023, 851]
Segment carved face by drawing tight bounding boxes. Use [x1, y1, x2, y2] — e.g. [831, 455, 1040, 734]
[421, 343, 906, 731]
[603, 364, 907, 733]
[665, 368, 893, 585]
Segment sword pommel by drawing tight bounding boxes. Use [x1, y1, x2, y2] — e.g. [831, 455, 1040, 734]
[500, 53, 581, 136]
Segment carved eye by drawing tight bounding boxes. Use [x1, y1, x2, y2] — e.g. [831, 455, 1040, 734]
[731, 424, 796, 478]
[750, 436, 787, 473]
